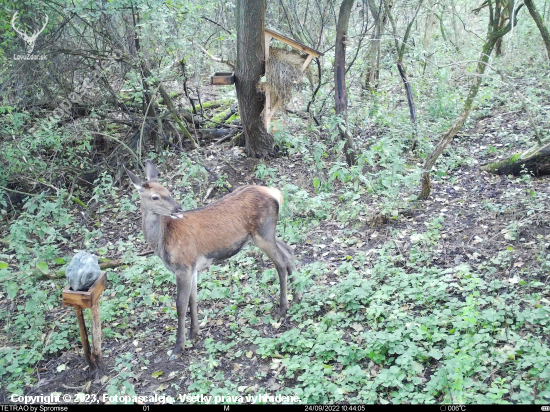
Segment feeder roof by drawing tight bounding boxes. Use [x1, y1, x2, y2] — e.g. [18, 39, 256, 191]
[265, 28, 324, 57]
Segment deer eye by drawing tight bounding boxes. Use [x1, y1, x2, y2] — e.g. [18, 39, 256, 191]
[152, 195, 160, 200]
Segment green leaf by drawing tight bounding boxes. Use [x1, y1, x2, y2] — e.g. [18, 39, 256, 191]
[152, 371, 163, 378]
[25, 298, 37, 312]
[0, 261, 8, 270]
[6, 282, 18, 299]
[37, 262, 49, 274]
[55, 258, 65, 265]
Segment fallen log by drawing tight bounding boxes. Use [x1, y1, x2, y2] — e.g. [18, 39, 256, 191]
[201, 98, 234, 110]
[199, 128, 234, 141]
[179, 110, 204, 125]
[205, 106, 235, 128]
[482, 142, 550, 176]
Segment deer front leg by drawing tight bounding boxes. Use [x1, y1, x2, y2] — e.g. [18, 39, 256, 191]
[189, 269, 199, 341]
[171, 267, 193, 359]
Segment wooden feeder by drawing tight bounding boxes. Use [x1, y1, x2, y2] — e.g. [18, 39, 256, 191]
[211, 72, 235, 85]
[210, 28, 322, 132]
[62, 271, 107, 371]
[263, 28, 323, 131]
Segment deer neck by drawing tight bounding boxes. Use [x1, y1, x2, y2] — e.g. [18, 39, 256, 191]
[142, 207, 168, 254]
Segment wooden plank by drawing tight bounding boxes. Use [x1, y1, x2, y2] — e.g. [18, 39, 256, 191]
[265, 33, 271, 62]
[301, 54, 314, 72]
[90, 303, 102, 368]
[265, 85, 271, 130]
[269, 98, 283, 130]
[211, 72, 235, 86]
[75, 307, 92, 368]
[264, 33, 271, 129]
[63, 288, 91, 308]
[265, 28, 323, 57]
[62, 272, 107, 308]
[90, 273, 107, 306]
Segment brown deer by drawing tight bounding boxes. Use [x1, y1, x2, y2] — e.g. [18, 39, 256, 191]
[126, 160, 299, 358]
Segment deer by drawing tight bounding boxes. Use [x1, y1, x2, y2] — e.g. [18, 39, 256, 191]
[126, 160, 300, 358]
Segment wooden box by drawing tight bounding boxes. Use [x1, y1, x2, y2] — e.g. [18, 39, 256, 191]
[62, 271, 107, 309]
[211, 72, 235, 86]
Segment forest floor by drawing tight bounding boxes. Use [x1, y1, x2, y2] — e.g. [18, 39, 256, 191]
[2, 95, 550, 404]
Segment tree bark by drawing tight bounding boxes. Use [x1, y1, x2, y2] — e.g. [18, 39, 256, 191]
[335, 0, 357, 167]
[524, 0, 550, 62]
[419, 1, 521, 200]
[235, 0, 274, 158]
[495, 9, 509, 56]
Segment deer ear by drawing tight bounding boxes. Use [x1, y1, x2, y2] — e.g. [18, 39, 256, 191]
[145, 160, 159, 182]
[125, 167, 144, 191]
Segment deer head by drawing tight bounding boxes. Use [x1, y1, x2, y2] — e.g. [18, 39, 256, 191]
[125, 160, 184, 219]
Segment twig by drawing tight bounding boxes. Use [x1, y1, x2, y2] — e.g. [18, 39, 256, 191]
[200, 16, 232, 34]
[194, 42, 235, 70]
[306, 57, 322, 125]
[0, 186, 44, 197]
[216, 132, 238, 145]
[138, 250, 155, 256]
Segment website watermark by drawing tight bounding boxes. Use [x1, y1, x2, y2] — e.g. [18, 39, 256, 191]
[11, 11, 48, 60]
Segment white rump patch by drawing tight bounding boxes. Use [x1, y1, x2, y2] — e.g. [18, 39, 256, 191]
[264, 187, 283, 207]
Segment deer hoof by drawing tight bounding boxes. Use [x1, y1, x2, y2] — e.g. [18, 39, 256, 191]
[169, 344, 183, 360]
[190, 328, 199, 342]
[292, 291, 302, 303]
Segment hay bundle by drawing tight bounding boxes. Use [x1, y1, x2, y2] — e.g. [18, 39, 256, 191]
[262, 47, 306, 105]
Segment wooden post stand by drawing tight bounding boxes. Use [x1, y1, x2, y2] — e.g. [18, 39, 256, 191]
[62, 272, 107, 371]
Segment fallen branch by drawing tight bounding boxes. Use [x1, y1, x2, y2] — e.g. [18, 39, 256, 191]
[482, 142, 550, 176]
[99, 258, 124, 270]
[194, 43, 235, 70]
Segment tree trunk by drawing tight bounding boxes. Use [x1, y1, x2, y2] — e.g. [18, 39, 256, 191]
[419, 1, 520, 200]
[383, 0, 423, 149]
[495, 12, 508, 56]
[524, 0, 550, 62]
[235, 0, 274, 158]
[483, 142, 550, 176]
[451, 2, 460, 50]
[365, 1, 387, 90]
[335, 0, 357, 167]
[423, 0, 439, 50]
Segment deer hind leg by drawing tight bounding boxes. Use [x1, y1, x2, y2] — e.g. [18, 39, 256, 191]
[171, 267, 193, 359]
[276, 238, 301, 303]
[189, 269, 199, 341]
[253, 234, 290, 319]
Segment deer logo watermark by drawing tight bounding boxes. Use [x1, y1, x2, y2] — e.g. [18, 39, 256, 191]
[11, 11, 48, 60]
